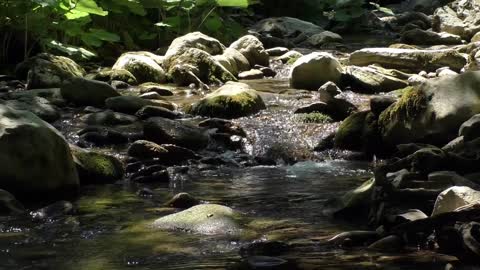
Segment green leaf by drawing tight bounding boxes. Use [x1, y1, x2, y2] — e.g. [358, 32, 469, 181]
[74, 0, 108, 16]
[215, 0, 250, 7]
[88, 28, 120, 42]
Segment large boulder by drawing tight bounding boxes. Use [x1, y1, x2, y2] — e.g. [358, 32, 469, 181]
[334, 111, 380, 153]
[323, 178, 376, 217]
[213, 48, 251, 76]
[349, 48, 468, 72]
[15, 53, 85, 89]
[379, 72, 480, 146]
[167, 48, 236, 86]
[61, 77, 120, 107]
[112, 52, 166, 84]
[0, 105, 79, 197]
[163, 32, 226, 68]
[432, 186, 480, 216]
[187, 82, 266, 119]
[229, 35, 269, 67]
[1, 96, 60, 122]
[143, 117, 209, 150]
[289, 52, 343, 90]
[152, 204, 245, 235]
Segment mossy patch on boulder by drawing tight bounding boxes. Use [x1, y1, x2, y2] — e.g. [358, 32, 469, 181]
[187, 82, 266, 119]
[71, 146, 124, 184]
[113, 52, 166, 84]
[334, 111, 381, 154]
[92, 68, 137, 85]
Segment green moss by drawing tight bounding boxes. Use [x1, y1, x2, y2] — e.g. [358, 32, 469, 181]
[297, 112, 333, 123]
[286, 55, 301, 65]
[378, 86, 428, 126]
[72, 148, 124, 184]
[334, 111, 369, 150]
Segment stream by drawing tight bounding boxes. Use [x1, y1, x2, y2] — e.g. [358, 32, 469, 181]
[0, 78, 457, 270]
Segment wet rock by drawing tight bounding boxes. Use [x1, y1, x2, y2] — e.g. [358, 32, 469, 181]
[368, 235, 404, 251]
[314, 133, 335, 151]
[323, 178, 375, 217]
[274, 50, 303, 64]
[71, 146, 124, 184]
[187, 81, 266, 119]
[0, 105, 79, 197]
[164, 192, 200, 208]
[387, 209, 428, 225]
[152, 204, 245, 235]
[401, 29, 463, 45]
[370, 96, 397, 116]
[1, 96, 60, 122]
[112, 51, 166, 83]
[105, 95, 174, 114]
[110, 80, 130, 90]
[239, 69, 264, 80]
[81, 110, 138, 126]
[135, 105, 179, 120]
[428, 171, 480, 190]
[91, 68, 137, 85]
[128, 140, 199, 165]
[432, 186, 480, 216]
[460, 222, 480, 258]
[349, 48, 467, 72]
[0, 189, 26, 215]
[138, 82, 174, 96]
[78, 126, 129, 146]
[137, 187, 154, 197]
[328, 231, 379, 247]
[379, 72, 480, 146]
[266, 47, 289, 57]
[306, 31, 343, 47]
[31, 201, 74, 221]
[245, 256, 290, 269]
[16, 53, 85, 89]
[334, 111, 380, 153]
[61, 77, 120, 107]
[459, 114, 480, 141]
[230, 35, 269, 67]
[129, 164, 170, 183]
[198, 118, 247, 137]
[144, 117, 208, 150]
[294, 99, 357, 121]
[240, 240, 289, 257]
[259, 67, 276, 78]
[343, 65, 409, 93]
[167, 48, 236, 86]
[139, 91, 163, 100]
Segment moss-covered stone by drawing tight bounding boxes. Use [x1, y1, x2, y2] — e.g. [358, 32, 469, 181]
[334, 111, 381, 153]
[152, 204, 246, 236]
[187, 81, 266, 119]
[297, 112, 332, 123]
[92, 68, 137, 85]
[167, 48, 236, 86]
[71, 146, 124, 185]
[112, 52, 166, 84]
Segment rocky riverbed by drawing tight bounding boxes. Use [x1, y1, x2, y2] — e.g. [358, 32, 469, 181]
[3, 0, 480, 269]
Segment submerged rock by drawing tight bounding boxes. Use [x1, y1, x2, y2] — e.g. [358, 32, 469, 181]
[323, 178, 375, 217]
[164, 192, 200, 209]
[289, 52, 343, 90]
[16, 53, 85, 89]
[187, 81, 266, 119]
[0, 105, 79, 197]
[152, 204, 245, 235]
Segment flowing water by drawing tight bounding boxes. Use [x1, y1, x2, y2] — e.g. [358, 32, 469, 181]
[0, 78, 457, 270]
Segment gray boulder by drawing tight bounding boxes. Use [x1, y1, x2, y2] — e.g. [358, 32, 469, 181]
[61, 77, 120, 107]
[289, 52, 343, 90]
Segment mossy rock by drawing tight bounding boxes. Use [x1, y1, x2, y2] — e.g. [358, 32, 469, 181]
[323, 178, 375, 217]
[105, 96, 175, 114]
[92, 68, 137, 85]
[152, 204, 246, 236]
[61, 77, 121, 107]
[187, 81, 266, 119]
[334, 111, 381, 154]
[297, 112, 332, 123]
[112, 52, 166, 84]
[167, 48, 236, 86]
[71, 146, 124, 184]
